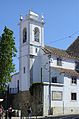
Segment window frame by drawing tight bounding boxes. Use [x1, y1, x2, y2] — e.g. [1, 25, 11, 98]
[57, 57, 62, 66]
[75, 61, 79, 71]
[23, 28, 27, 43]
[34, 27, 39, 42]
[23, 67, 25, 74]
[52, 91, 63, 101]
[71, 76, 77, 85]
[35, 48, 38, 53]
[71, 93, 77, 101]
[52, 77, 57, 83]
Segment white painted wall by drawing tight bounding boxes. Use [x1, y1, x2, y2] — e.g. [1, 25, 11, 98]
[19, 15, 30, 91]
[19, 11, 44, 91]
[32, 50, 41, 83]
[63, 76, 79, 114]
[43, 84, 49, 116]
[50, 55, 75, 70]
[9, 11, 79, 116]
[51, 69, 64, 84]
[43, 75, 79, 115]
[9, 73, 19, 88]
[41, 50, 49, 82]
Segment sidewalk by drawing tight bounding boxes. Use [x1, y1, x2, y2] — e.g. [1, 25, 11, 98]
[2, 116, 46, 119]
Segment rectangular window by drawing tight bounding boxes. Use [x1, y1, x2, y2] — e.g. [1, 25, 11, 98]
[57, 58, 62, 66]
[35, 48, 38, 53]
[52, 91, 62, 101]
[30, 55, 34, 58]
[23, 28, 27, 43]
[75, 62, 79, 72]
[71, 93, 77, 100]
[41, 68, 42, 82]
[52, 77, 57, 83]
[17, 80, 19, 93]
[23, 67, 25, 74]
[71, 77, 77, 84]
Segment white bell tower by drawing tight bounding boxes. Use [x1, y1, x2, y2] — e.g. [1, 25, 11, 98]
[19, 10, 44, 91]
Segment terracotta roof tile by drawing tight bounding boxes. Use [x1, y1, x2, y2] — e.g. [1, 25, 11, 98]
[52, 67, 79, 77]
[42, 45, 79, 60]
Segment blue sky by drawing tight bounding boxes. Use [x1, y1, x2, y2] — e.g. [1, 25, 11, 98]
[0, 0, 79, 72]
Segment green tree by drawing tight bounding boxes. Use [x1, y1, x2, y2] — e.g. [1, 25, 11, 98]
[0, 26, 17, 91]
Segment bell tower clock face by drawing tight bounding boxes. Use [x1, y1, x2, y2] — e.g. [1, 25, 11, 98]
[34, 27, 39, 42]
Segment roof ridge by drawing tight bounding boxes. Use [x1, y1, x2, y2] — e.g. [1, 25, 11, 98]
[45, 45, 66, 51]
[43, 45, 79, 60]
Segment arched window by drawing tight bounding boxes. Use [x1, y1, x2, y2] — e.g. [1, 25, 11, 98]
[23, 28, 27, 43]
[34, 27, 39, 42]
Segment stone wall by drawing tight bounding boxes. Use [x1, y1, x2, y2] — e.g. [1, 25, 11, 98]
[9, 91, 30, 116]
[29, 83, 43, 116]
[9, 84, 43, 116]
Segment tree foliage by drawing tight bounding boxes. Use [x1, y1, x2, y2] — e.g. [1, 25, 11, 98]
[0, 26, 17, 91]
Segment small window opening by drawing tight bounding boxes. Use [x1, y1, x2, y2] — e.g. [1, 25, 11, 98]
[71, 93, 77, 100]
[23, 28, 27, 43]
[52, 77, 57, 83]
[23, 67, 25, 74]
[57, 58, 62, 66]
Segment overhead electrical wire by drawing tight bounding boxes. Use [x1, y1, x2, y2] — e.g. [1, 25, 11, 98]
[52, 30, 79, 44]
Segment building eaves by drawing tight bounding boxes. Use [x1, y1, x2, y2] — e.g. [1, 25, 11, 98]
[52, 67, 79, 77]
[11, 72, 19, 77]
[42, 45, 79, 60]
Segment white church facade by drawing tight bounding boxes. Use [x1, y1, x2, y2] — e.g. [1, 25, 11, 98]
[9, 11, 79, 116]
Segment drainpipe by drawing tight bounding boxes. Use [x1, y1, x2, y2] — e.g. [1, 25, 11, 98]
[48, 54, 51, 115]
[63, 100, 64, 114]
